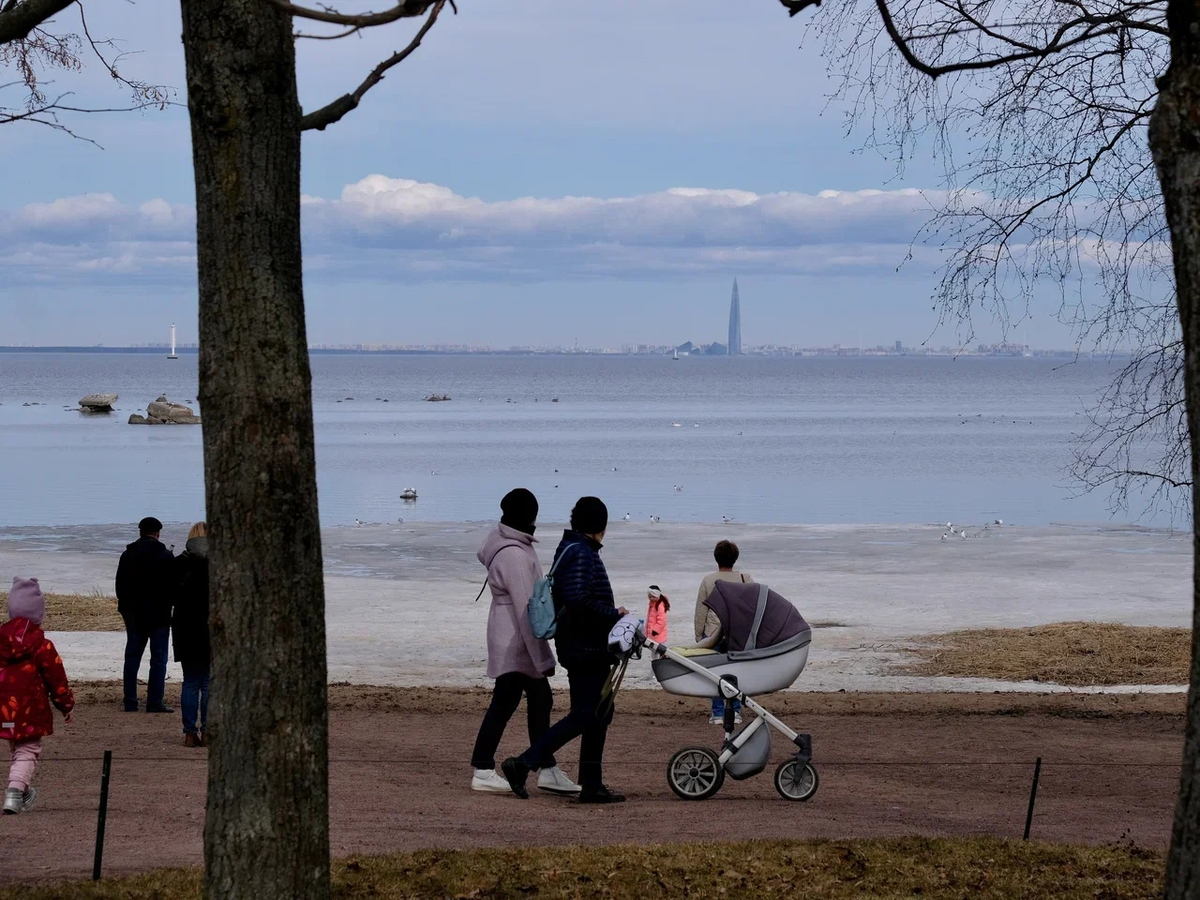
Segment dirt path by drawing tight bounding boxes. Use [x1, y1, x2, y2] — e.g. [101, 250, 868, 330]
[0, 686, 1184, 884]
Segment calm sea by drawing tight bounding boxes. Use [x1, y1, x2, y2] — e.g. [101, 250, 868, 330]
[0, 352, 1164, 529]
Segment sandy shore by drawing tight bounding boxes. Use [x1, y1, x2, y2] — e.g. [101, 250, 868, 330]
[0, 520, 1189, 692]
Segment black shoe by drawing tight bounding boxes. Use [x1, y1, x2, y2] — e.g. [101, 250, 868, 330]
[579, 785, 626, 804]
[146, 705, 174, 714]
[500, 757, 530, 799]
[123, 706, 138, 713]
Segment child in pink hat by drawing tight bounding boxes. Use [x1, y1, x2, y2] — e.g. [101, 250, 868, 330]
[1, 577, 75, 814]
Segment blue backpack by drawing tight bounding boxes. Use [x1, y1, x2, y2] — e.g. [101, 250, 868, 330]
[528, 546, 577, 640]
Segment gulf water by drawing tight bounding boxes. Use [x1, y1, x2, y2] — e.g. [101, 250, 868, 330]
[0, 352, 1164, 528]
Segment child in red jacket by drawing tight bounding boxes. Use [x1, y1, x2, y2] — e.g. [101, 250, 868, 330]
[1, 577, 75, 814]
[646, 585, 670, 644]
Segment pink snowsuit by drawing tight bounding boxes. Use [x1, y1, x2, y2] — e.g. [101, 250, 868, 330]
[646, 597, 668, 644]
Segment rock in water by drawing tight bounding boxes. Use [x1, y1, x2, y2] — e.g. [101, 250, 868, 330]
[131, 395, 201, 425]
[79, 393, 118, 411]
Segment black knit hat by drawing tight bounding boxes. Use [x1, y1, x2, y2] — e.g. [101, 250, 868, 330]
[500, 488, 539, 534]
[139, 516, 164, 536]
[570, 496, 608, 535]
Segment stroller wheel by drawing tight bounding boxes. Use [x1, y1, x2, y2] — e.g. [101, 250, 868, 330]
[667, 746, 724, 801]
[773, 759, 819, 801]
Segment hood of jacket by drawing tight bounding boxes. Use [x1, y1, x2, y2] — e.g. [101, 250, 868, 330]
[184, 536, 209, 559]
[477, 523, 536, 569]
[0, 617, 45, 664]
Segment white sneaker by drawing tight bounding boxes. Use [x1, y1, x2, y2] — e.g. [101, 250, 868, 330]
[708, 715, 724, 725]
[471, 769, 513, 793]
[733, 712, 743, 725]
[537, 766, 581, 795]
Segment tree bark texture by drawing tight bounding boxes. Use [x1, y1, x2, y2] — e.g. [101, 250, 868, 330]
[1155, 3, 1200, 897]
[179, 2, 331, 898]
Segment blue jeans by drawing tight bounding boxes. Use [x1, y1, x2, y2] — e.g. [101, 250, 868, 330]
[123, 624, 170, 711]
[519, 659, 613, 792]
[180, 659, 210, 735]
[712, 697, 742, 717]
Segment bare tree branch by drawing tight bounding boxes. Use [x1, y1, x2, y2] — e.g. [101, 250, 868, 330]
[776, 0, 1181, 517]
[300, 0, 446, 132]
[0, 0, 73, 45]
[265, 0, 451, 29]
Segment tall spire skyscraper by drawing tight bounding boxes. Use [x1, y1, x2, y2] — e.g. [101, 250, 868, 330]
[727, 278, 742, 355]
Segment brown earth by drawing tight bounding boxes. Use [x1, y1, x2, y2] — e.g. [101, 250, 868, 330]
[0, 684, 1184, 885]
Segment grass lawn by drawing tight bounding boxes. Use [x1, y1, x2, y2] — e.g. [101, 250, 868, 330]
[900, 622, 1190, 685]
[0, 591, 123, 632]
[0, 838, 1165, 899]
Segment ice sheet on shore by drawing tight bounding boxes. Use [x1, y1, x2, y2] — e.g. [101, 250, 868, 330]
[0, 521, 1189, 693]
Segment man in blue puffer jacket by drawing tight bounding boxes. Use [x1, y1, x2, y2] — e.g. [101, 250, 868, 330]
[502, 496, 630, 803]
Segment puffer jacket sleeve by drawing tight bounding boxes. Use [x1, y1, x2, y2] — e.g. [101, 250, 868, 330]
[37, 638, 75, 716]
[556, 547, 621, 624]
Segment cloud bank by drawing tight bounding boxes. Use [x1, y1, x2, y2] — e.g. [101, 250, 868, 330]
[1, 177, 944, 286]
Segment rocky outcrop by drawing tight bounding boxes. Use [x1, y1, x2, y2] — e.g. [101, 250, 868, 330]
[79, 393, 118, 411]
[424, 394, 451, 402]
[129, 395, 201, 425]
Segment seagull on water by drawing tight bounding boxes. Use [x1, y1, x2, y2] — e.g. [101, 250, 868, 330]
[674, 484, 683, 492]
[354, 518, 364, 526]
[623, 513, 631, 521]
[722, 515, 733, 524]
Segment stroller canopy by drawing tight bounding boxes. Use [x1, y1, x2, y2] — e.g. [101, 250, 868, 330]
[705, 581, 809, 656]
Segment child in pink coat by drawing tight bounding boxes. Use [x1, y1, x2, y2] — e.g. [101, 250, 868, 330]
[645, 585, 670, 644]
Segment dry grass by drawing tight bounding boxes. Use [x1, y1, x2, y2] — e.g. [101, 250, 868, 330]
[0, 590, 123, 632]
[901, 622, 1191, 686]
[0, 838, 1165, 899]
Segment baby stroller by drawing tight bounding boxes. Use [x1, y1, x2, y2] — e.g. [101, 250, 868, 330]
[619, 581, 818, 801]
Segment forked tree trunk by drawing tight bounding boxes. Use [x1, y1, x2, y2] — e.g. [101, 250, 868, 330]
[1154, 4, 1200, 898]
[179, 2, 331, 897]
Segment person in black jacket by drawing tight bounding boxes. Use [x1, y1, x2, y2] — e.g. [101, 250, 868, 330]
[172, 522, 210, 747]
[502, 497, 630, 804]
[114, 516, 175, 713]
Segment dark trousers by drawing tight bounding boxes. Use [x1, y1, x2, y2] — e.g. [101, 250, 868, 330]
[518, 659, 614, 792]
[180, 659, 210, 735]
[122, 623, 169, 711]
[471, 673, 555, 770]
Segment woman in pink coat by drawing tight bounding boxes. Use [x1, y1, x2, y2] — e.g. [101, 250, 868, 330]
[470, 489, 579, 796]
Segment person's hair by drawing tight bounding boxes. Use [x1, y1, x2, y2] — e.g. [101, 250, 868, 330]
[187, 521, 207, 540]
[139, 516, 164, 537]
[714, 540, 739, 569]
[570, 496, 608, 535]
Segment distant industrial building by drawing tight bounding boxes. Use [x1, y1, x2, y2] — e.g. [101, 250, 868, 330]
[728, 279, 742, 355]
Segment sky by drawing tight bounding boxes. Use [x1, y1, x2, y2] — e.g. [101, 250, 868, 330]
[0, 0, 1089, 349]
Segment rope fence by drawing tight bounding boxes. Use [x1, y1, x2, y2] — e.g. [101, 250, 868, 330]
[20, 751, 1179, 881]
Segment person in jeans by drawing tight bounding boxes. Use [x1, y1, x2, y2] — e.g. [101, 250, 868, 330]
[115, 516, 175, 713]
[694, 539, 754, 725]
[502, 496, 629, 804]
[470, 489, 578, 795]
[172, 522, 210, 747]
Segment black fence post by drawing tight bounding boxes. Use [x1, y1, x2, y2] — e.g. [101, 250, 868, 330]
[1023, 756, 1042, 841]
[92, 750, 113, 881]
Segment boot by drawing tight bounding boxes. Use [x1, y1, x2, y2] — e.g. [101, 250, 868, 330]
[2, 788, 21, 815]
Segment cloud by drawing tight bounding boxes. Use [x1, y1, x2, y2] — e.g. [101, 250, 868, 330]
[0, 177, 947, 286]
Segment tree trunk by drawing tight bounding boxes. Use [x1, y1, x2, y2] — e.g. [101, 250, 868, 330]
[1155, 4, 1200, 898]
[179, 2, 331, 898]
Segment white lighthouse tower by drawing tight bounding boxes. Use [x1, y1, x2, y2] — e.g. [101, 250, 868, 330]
[167, 324, 178, 360]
